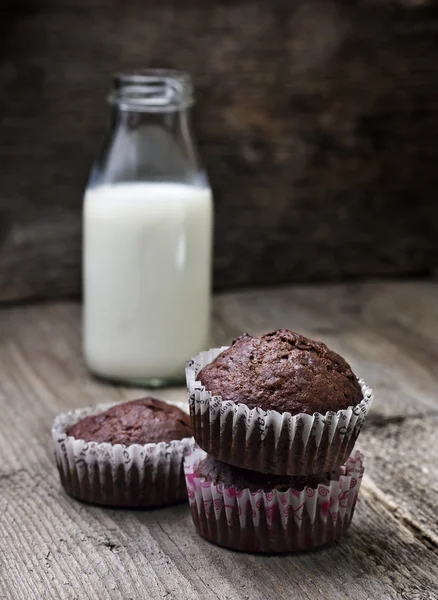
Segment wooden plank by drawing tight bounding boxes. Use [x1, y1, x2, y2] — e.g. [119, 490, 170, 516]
[1, 2, 438, 301]
[0, 282, 438, 599]
[361, 416, 438, 545]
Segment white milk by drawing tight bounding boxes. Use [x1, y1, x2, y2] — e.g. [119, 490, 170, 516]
[83, 182, 213, 382]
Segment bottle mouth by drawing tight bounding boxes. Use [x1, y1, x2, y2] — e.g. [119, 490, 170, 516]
[108, 69, 194, 112]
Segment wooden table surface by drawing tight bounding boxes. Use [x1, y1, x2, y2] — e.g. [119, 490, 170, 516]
[1, 282, 437, 600]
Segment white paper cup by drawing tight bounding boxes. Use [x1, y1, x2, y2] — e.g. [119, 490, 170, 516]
[184, 446, 364, 553]
[52, 402, 195, 508]
[186, 348, 373, 475]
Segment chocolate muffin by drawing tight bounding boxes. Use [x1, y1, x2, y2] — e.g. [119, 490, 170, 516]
[67, 397, 192, 445]
[185, 448, 365, 553]
[197, 330, 362, 415]
[53, 398, 194, 508]
[186, 330, 373, 475]
[196, 454, 338, 493]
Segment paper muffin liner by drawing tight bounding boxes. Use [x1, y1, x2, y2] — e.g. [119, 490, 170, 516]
[52, 402, 195, 508]
[184, 447, 364, 553]
[186, 347, 373, 475]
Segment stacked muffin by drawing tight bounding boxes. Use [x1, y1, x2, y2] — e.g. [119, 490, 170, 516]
[185, 330, 373, 552]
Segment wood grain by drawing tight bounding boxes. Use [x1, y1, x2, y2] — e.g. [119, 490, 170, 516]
[0, 282, 438, 599]
[1, 1, 438, 301]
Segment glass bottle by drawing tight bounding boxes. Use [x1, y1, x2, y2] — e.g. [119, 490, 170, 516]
[83, 70, 213, 387]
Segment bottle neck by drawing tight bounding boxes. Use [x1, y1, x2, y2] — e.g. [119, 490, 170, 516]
[91, 71, 204, 187]
[109, 107, 196, 168]
[98, 104, 203, 186]
[110, 105, 190, 133]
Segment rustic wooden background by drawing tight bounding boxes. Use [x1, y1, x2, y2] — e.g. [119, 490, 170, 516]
[1, 0, 438, 302]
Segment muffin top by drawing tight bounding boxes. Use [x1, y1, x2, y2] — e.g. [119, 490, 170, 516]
[196, 455, 337, 493]
[67, 397, 192, 445]
[197, 329, 362, 414]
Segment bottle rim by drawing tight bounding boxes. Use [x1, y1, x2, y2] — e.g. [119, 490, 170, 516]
[108, 69, 194, 112]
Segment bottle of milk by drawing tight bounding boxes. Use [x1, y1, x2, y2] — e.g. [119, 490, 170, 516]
[83, 70, 213, 386]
